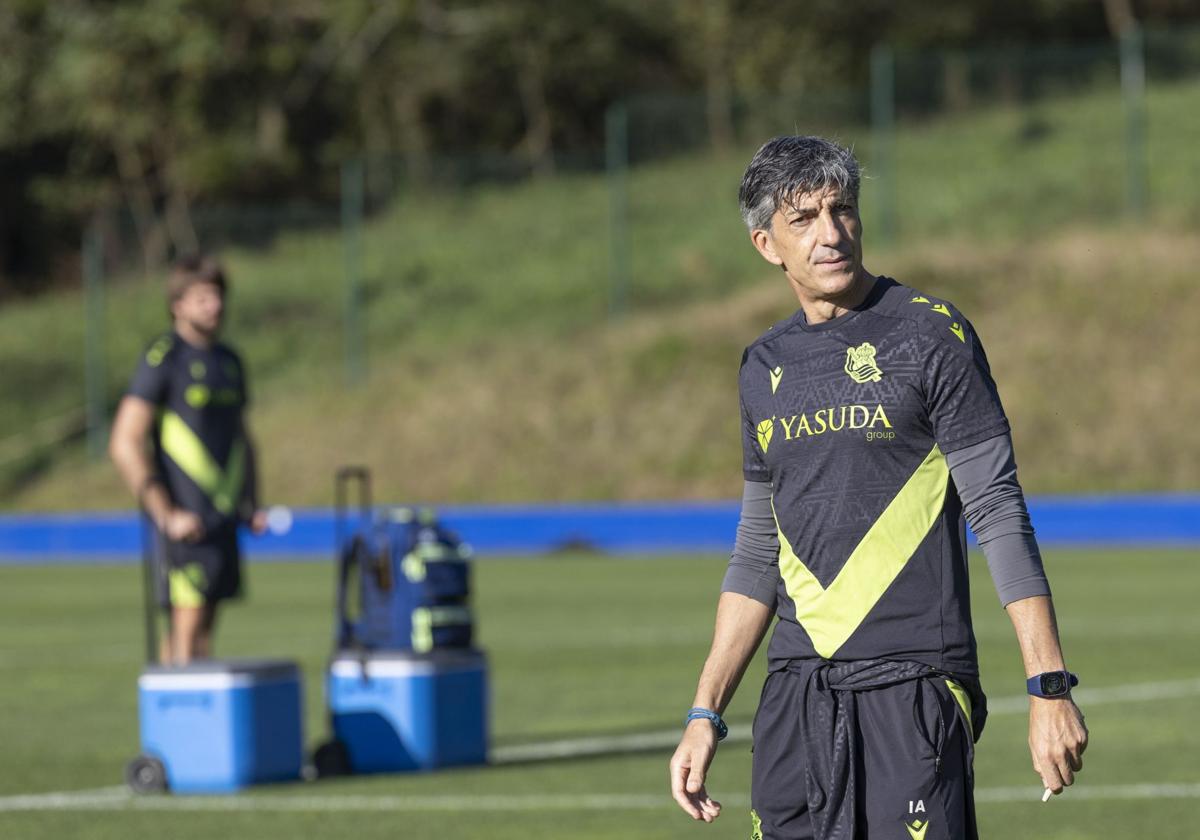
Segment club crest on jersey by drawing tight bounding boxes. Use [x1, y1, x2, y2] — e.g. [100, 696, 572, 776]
[756, 419, 774, 453]
[844, 342, 883, 383]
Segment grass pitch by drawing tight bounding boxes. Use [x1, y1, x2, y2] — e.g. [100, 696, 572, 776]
[1, 547, 1198, 839]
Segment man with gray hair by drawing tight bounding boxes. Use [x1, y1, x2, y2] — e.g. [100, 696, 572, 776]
[669, 136, 1088, 839]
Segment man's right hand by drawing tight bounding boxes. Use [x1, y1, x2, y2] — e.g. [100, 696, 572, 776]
[162, 509, 205, 543]
[669, 720, 722, 823]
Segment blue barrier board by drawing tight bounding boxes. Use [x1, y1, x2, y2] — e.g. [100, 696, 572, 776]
[0, 496, 1197, 564]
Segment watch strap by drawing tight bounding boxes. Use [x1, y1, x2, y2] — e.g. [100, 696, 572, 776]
[1026, 670, 1078, 697]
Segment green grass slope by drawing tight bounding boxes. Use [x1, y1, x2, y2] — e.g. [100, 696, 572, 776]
[3, 77, 1200, 508]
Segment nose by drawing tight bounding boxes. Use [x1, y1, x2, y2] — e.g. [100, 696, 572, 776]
[817, 209, 844, 248]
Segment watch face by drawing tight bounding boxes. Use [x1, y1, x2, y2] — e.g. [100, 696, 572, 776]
[1041, 673, 1066, 695]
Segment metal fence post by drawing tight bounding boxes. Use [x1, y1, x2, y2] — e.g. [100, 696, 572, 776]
[870, 44, 897, 245]
[1120, 25, 1148, 217]
[605, 101, 631, 319]
[341, 158, 366, 385]
[83, 218, 107, 459]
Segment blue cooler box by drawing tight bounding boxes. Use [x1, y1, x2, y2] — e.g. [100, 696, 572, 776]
[327, 649, 488, 773]
[137, 659, 304, 793]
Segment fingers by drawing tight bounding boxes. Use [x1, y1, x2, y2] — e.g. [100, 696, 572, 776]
[686, 767, 721, 823]
[167, 511, 206, 542]
[1031, 742, 1068, 793]
[1035, 756, 1066, 794]
[186, 513, 205, 539]
[185, 517, 205, 542]
[1071, 720, 1090, 769]
[1034, 745, 1081, 792]
[1030, 700, 1089, 796]
[670, 743, 721, 822]
[1041, 773, 1066, 794]
[670, 754, 702, 819]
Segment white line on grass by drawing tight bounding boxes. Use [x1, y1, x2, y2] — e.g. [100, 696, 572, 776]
[494, 675, 1200, 760]
[5, 675, 1199, 814]
[4, 783, 1200, 813]
[985, 676, 1200, 715]
[974, 783, 1200, 804]
[0, 787, 129, 811]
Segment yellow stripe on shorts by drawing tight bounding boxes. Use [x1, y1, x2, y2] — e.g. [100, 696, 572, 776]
[945, 678, 974, 741]
[169, 564, 206, 608]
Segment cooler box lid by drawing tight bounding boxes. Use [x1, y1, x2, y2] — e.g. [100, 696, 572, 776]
[329, 648, 485, 678]
[139, 658, 300, 689]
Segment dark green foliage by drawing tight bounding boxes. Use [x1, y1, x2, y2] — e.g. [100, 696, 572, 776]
[4, 0, 1199, 290]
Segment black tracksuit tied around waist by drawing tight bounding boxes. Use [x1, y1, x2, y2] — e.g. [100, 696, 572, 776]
[751, 659, 981, 840]
[737, 278, 1010, 839]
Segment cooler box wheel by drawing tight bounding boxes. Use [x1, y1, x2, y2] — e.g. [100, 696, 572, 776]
[126, 755, 168, 794]
[311, 739, 352, 779]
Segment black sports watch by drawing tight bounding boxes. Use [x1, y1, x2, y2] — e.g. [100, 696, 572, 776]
[1026, 670, 1078, 698]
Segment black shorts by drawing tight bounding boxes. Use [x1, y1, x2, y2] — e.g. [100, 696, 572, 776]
[154, 523, 242, 609]
[750, 669, 977, 840]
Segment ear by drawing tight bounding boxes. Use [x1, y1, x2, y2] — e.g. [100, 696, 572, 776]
[749, 227, 784, 267]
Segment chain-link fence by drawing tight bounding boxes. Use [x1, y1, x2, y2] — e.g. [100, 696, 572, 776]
[0, 203, 341, 481]
[6, 26, 1198, 477]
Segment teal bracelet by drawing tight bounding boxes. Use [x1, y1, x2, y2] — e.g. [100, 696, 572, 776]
[685, 707, 728, 741]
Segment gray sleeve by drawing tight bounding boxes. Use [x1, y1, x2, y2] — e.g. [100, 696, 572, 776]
[720, 480, 779, 609]
[945, 433, 1051, 607]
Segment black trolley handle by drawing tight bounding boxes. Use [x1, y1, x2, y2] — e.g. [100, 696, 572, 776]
[138, 513, 160, 666]
[335, 466, 372, 549]
[334, 466, 372, 648]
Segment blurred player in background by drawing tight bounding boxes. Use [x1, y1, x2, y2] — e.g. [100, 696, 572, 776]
[110, 255, 267, 665]
[669, 137, 1088, 839]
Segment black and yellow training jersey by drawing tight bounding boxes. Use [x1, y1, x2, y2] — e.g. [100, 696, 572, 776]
[128, 331, 250, 532]
[739, 277, 1009, 676]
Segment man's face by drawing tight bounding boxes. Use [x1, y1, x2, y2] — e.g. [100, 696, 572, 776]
[750, 186, 864, 303]
[172, 281, 225, 337]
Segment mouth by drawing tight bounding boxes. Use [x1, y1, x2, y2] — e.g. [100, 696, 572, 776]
[816, 255, 851, 267]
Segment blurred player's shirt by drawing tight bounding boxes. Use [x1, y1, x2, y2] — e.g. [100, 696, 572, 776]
[128, 332, 250, 533]
[739, 277, 1008, 676]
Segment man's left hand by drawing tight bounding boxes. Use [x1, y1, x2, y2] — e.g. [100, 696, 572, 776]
[249, 509, 269, 536]
[1028, 696, 1088, 795]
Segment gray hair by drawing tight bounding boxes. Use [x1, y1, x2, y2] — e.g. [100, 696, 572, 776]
[738, 136, 861, 231]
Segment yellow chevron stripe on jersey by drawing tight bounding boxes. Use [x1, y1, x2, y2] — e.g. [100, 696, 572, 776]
[773, 444, 950, 658]
[160, 410, 246, 515]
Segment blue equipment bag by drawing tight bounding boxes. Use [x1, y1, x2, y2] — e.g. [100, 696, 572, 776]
[335, 467, 474, 653]
[312, 467, 489, 779]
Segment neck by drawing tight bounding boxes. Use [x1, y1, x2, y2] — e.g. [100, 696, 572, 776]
[794, 269, 877, 325]
[174, 320, 215, 350]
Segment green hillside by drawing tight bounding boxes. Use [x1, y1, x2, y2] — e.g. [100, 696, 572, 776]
[4, 78, 1200, 509]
